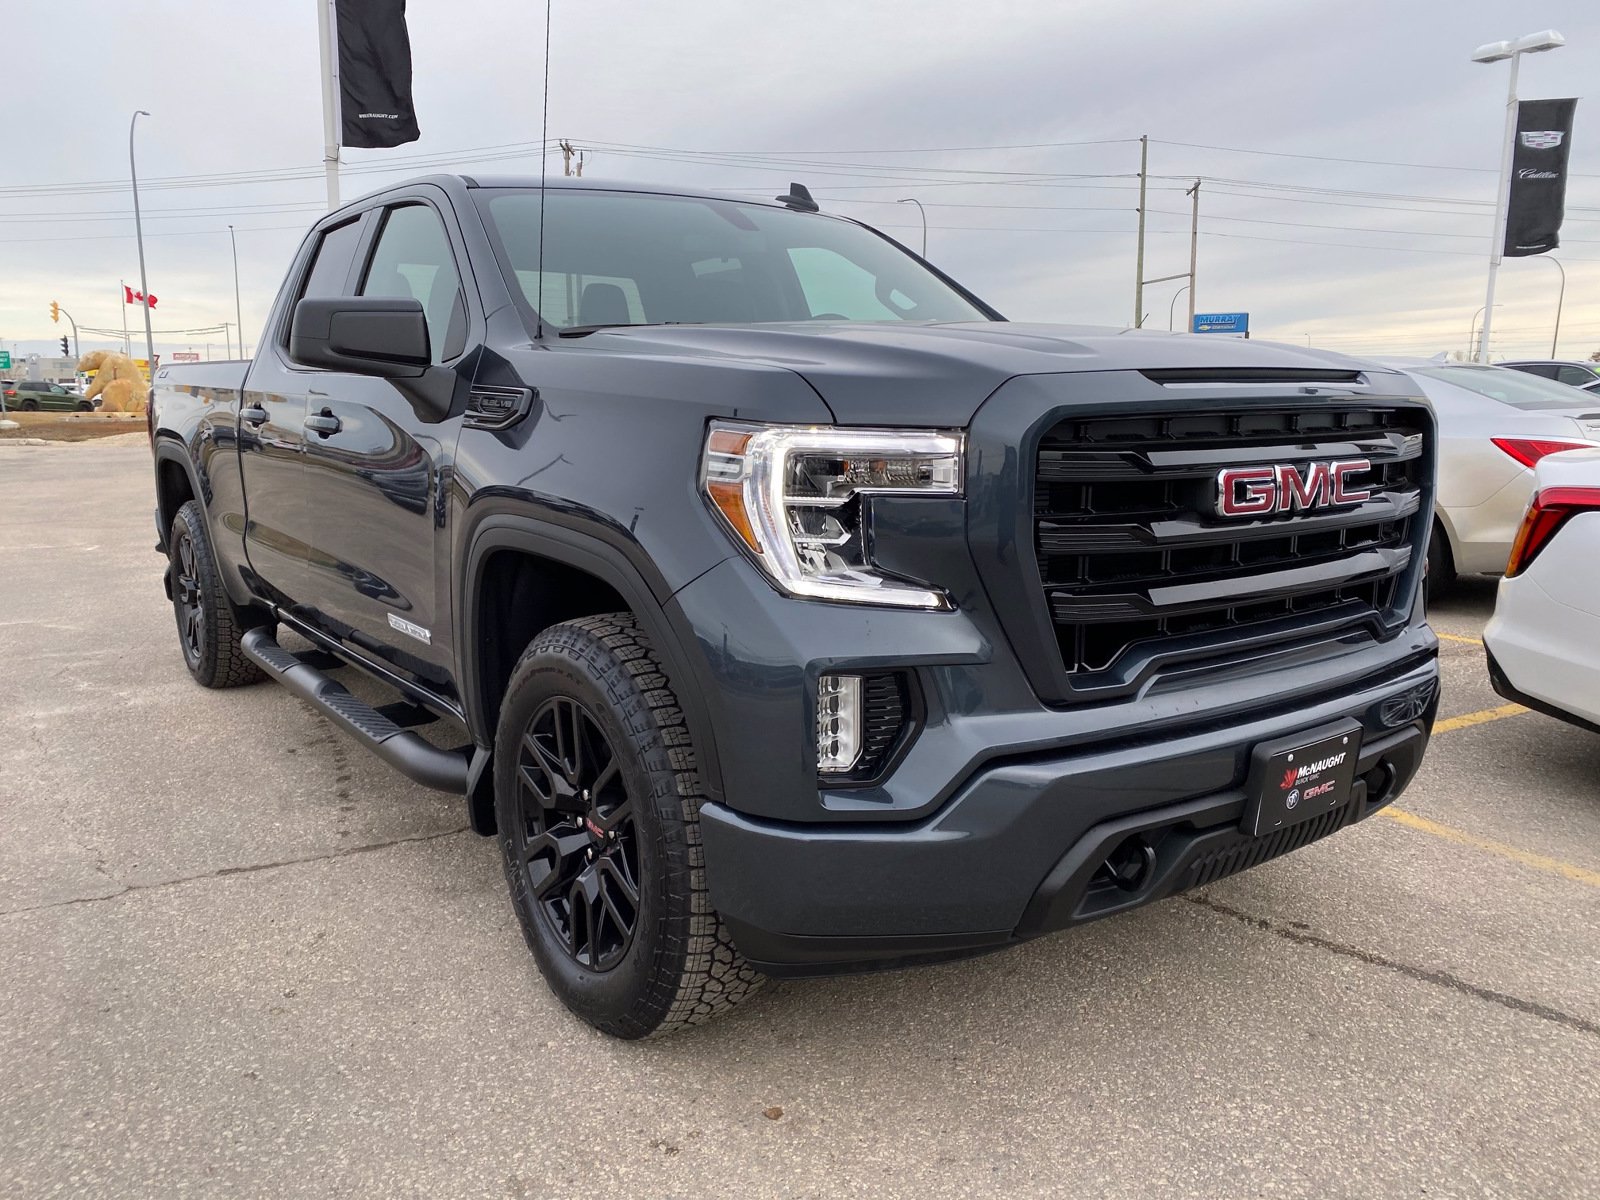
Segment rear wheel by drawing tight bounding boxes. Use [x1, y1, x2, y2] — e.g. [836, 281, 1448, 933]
[1425, 520, 1456, 606]
[168, 500, 265, 688]
[494, 613, 763, 1038]
[19, 399, 37, 412]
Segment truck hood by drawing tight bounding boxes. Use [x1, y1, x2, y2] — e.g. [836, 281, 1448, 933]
[576, 321, 1384, 426]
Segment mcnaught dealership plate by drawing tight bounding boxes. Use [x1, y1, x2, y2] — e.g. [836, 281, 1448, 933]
[1244, 719, 1362, 837]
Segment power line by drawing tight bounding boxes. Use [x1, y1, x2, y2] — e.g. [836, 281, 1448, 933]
[1151, 137, 1600, 180]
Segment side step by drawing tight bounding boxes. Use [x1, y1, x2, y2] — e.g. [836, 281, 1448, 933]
[241, 628, 471, 794]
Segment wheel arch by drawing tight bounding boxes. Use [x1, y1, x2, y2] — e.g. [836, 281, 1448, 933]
[153, 440, 203, 549]
[460, 515, 727, 835]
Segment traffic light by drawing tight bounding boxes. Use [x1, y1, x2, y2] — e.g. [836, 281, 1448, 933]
[60, 336, 70, 358]
[49, 300, 60, 323]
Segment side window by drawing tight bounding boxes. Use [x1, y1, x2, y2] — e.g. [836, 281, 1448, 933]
[1558, 366, 1593, 386]
[298, 218, 363, 303]
[786, 246, 915, 321]
[360, 204, 465, 363]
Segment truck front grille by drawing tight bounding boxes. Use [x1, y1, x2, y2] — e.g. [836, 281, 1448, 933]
[1033, 406, 1427, 688]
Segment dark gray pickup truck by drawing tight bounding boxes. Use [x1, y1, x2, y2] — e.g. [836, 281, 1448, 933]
[150, 175, 1440, 1037]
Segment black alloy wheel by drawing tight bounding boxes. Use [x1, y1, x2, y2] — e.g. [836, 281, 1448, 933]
[492, 614, 764, 1037]
[166, 499, 265, 688]
[512, 695, 640, 971]
[172, 524, 206, 669]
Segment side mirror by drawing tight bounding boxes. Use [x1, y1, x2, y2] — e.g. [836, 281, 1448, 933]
[289, 296, 431, 377]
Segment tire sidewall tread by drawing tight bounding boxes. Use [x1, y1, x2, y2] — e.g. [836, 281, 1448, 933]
[493, 612, 762, 1038]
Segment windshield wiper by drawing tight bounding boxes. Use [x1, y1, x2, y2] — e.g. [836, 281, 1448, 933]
[557, 321, 689, 339]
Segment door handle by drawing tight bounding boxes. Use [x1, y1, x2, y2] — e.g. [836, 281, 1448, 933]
[304, 410, 342, 437]
[240, 405, 269, 426]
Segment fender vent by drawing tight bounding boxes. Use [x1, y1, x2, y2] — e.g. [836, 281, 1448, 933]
[465, 385, 535, 431]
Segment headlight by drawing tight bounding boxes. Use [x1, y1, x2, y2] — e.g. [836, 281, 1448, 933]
[700, 421, 964, 609]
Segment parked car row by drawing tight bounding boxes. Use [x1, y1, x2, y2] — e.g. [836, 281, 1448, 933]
[1372, 359, 1600, 593]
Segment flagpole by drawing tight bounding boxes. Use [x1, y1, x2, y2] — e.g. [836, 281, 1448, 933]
[1478, 52, 1519, 363]
[318, 0, 342, 209]
[130, 111, 157, 383]
[120, 280, 130, 355]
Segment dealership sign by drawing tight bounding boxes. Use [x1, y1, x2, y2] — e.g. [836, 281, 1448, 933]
[1193, 312, 1248, 335]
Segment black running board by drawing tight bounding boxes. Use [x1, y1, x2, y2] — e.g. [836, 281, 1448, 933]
[241, 627, 472, 794]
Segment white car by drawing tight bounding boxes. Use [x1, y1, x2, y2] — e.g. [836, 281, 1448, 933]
[1378, 359, 1600, 589]
[1484, 447, 1600, 732]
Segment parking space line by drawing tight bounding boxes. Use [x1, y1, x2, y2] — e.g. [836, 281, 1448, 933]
[1432, 702, 1526, 734]
[1435, 632, 1483, 645]
[1378, 807, 1600, 890]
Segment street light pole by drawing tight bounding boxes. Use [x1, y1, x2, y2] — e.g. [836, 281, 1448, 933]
[229, 224, 246, 358]
[896, 198, 927, 257]
[1472, 29, 1565, 363]
[129, 111, 157, 386]
[1543, 256, 1566, 358]
[1168, 284, 1190, 331]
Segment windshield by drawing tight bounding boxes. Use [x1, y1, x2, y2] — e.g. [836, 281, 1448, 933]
[1413, 365, 1600, 411]
[475, 188, 992, 331]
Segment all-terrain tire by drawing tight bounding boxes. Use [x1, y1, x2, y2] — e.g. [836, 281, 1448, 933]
[494, 613, 764, 1038]
[168, 500, 266, 688]
[1425, 519, 1456, 607]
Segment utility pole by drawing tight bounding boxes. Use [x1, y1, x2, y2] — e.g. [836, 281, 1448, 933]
[560, 139, 586, 177]
[1133, 134, 1148, 327]
[1186, 178, 1201, 331]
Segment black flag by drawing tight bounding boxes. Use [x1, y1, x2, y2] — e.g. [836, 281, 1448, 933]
[335, 0, 421, 149]
[1504, 97, 1577, 257]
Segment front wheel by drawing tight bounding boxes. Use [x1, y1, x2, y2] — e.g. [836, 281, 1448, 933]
[77, 401, 93, 412]
[494, 613, 763, 1038]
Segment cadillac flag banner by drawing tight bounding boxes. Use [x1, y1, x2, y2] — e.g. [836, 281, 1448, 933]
[1504, 97, 1578, 257]
[335, 0, 421, 149]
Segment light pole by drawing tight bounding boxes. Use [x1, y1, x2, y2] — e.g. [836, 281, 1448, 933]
[1472, 29, 1565, 362]
[897, 198, 927, 257]
[1541, 256, 1566, 357]
[129, 110, 156, 384]
[229, 224, 245, 358]
[1167, 284, 1190, 331]
[1468, 304, 1502, 359]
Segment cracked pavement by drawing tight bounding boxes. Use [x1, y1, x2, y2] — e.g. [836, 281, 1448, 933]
[2, 442, 1598, 1199]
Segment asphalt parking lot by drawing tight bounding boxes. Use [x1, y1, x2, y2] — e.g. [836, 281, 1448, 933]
[3, 441, 1598, 1199]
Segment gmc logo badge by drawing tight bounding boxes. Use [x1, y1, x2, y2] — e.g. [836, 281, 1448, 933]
[1215, 459, 1372, 517]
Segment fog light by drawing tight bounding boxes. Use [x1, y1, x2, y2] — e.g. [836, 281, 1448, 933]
[817, 674, 863, 773]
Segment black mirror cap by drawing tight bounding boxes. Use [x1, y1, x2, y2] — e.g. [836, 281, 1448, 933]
[289, 297, 431, 377]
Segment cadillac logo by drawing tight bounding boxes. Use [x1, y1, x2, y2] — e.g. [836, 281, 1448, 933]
[1520, 131, 1565, 150]
[1215, 459, 1372, 517]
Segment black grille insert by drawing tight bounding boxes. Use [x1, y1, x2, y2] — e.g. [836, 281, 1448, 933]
[1033, 406, 1426, 686]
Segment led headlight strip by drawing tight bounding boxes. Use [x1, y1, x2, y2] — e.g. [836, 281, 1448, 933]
[701, 421, 964, 609]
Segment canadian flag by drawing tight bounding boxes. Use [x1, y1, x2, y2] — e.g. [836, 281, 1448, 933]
[123, 284, 158, 309]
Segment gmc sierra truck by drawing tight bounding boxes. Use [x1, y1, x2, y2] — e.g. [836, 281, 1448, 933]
[150, 175, 1440, 1038]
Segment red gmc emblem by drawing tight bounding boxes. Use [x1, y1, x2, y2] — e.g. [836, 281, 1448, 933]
[1215, 459, 1372, 517]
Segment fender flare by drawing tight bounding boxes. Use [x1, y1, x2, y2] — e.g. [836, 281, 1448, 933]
[458, 514, 728, 807]
[152, 436, 206, 547]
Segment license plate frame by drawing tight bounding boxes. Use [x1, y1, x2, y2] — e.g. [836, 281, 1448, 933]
[1243, 719, 1362, 837]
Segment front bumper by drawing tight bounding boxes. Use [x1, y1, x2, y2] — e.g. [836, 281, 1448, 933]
[701, 657, 1438, 976]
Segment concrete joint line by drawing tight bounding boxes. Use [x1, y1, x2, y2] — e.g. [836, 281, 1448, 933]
[0, 826, 472, 919]
[1188, 894, 1600, 1040]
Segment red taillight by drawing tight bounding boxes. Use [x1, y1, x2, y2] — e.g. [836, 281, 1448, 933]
[1505, 486, 1600, 576]
[1491, 437, 1594, 469]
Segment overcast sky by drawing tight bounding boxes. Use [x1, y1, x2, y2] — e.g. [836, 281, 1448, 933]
[5, 0, 1598, 366]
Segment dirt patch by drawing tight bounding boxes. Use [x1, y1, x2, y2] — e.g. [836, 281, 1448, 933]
[0, 412, 146, 442]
